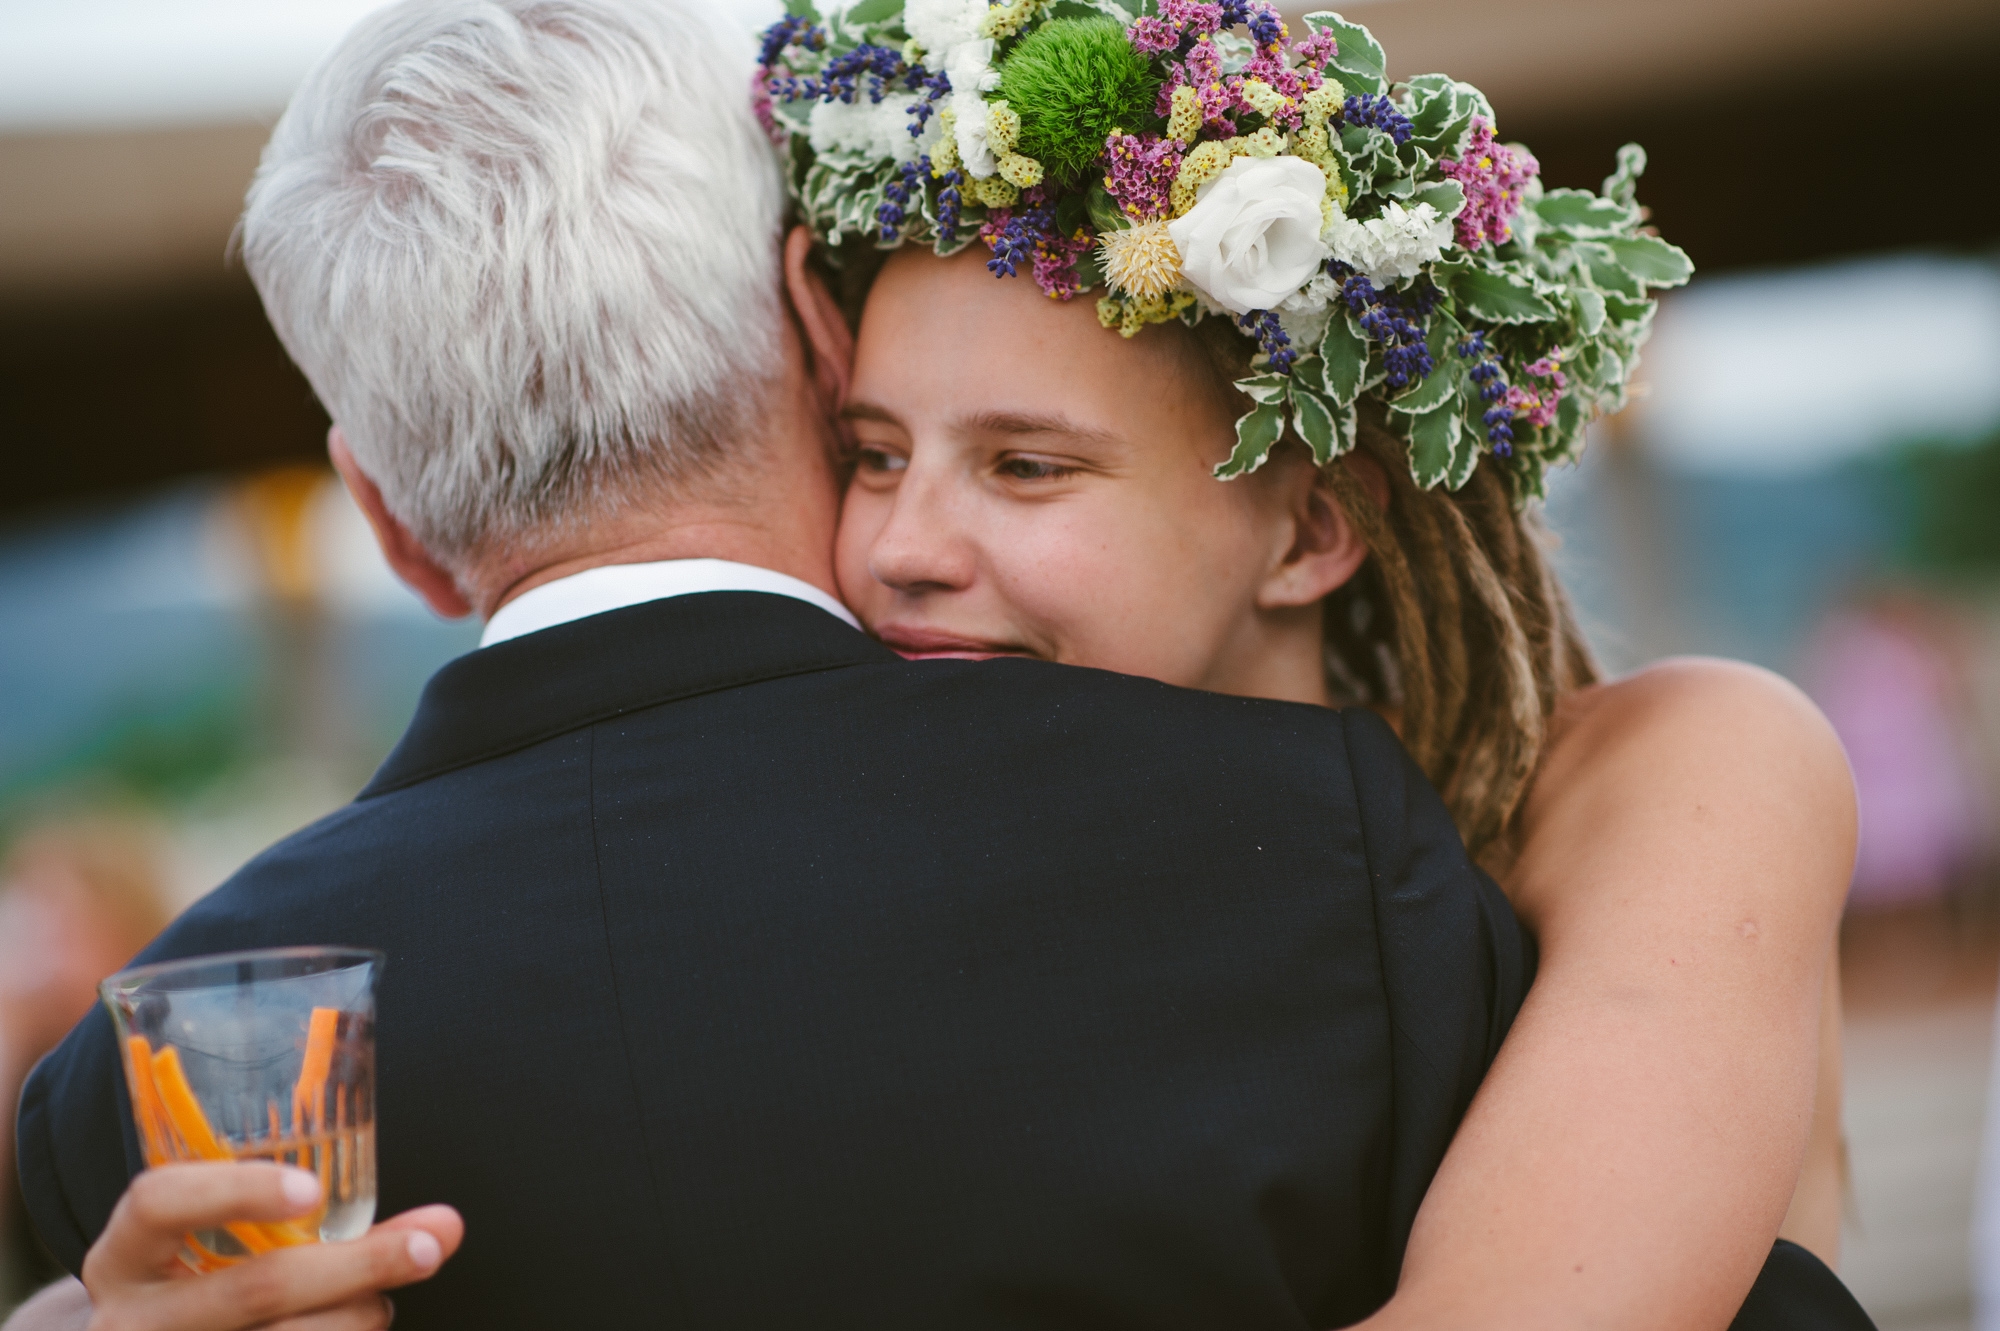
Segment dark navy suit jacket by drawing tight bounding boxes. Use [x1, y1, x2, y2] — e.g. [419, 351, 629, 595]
[18, 590, 1841, 1328]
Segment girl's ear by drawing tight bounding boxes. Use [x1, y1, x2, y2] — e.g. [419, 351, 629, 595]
[1256, 460, 1371, 610]
[782, 225, 854, 412]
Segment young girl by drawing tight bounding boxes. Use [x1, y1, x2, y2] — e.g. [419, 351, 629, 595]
[763, 4, 1857, 1325]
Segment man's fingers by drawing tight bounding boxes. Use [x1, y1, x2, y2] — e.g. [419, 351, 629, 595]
[85, 1165, 321, 1285]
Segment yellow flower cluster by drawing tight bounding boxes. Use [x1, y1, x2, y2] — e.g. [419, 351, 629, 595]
[1238, 78, 1290, 121]
[1170, 139, 1232, 215]
[1237, 126, 1285, 158]
[969, 176, 1020, 207]
[979, 0, 1044, 40]
[931, 107, 960, 175]
[1166, 85, 1201, 144]
[1096, 290, 1197, 338]
[1097, 218, 1182, 301]
[985, 100, 1046, 189]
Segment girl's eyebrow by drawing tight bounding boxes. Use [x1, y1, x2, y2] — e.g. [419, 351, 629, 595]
[962, 409, 1122, 448]
[840, 400, 902, 425]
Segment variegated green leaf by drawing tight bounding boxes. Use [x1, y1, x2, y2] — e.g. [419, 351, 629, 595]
[842, 0, 901, 25]
[1534, 189, 1639, 238]
[1289, 353, 1327, 397]
[1600, 143, 1647, 206]
[1305, 13, 1386, 94]
[1412, 179, 1466, 221]
[1604, 235, 1693, 289]
[1318, 315, 1368, 406]
[1577, 242, 1644, 299]
[1398, 404, 1462, 489]
[1233, 372, 1291, 406]
[1445, 416, 1483, 490]
[1292, 389, 1338, 464]
[1570, 286, 1606, 337]
[1390, 327, 1463, 414]
[1450, 267, 1559, 324]
[1217, 402, 1287, 479]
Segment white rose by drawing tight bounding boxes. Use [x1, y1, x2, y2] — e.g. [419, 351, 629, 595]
[1322, 200, 1455, 284]
[808, 96, 932, 164]
[1167, 156, 1332, 316]
[902, 0, 987, 62]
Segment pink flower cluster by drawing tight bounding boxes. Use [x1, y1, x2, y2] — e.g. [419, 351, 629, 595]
[1438, 117, 1539, 251]
[1507, 353, 1567, 428]
[979, 198, 1097, 300]
[1147, 13, 1334, 136]
[1102, 133, 1186, 222]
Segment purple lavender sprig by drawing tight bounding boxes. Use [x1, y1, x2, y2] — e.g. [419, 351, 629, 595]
[1456, 330, 1515, 454]
[1237, 310, 1298, 375]
[757, 14, 823, 70]
[1342, 93, 1413, 146]
[876, 156, 931, 244]
[768, 42, 917, 106]
[983, 205, 1054, 278]
[1338, 265, 1437, 390]
[935, 168, 964, 245]
[906, 70, 952, 137]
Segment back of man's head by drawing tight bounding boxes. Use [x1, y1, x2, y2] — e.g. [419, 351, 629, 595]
[242, 0, 784, 570]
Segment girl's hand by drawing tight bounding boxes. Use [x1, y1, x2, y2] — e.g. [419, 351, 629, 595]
[6, 1163, 463, 1331]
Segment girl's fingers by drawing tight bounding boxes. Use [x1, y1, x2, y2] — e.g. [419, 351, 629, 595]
[250, 1295, 395, 1331]
[86, 1165, 321, 1286]
[118, 1227, 443, 1331]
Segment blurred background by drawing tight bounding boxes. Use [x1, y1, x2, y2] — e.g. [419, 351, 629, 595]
[1, 0, 1997, 1322]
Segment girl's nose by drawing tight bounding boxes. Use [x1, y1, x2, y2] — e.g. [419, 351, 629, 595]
[866, 463, 977, 598]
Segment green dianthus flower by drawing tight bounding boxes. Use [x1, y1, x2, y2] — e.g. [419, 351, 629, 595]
[996, 17, 1163, 186]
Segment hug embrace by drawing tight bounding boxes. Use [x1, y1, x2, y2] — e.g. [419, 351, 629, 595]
[10, 0, 1875, 1327]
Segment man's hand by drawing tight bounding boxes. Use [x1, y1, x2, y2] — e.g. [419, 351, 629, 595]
[50, 1162, 461, 1331]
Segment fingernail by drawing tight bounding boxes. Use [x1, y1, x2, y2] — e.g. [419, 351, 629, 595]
[406, 1231, 442, 1271]
[280, 1169, 322, 1209]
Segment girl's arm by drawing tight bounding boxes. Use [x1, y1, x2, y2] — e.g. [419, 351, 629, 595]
[1366, 657, 1855, 1331]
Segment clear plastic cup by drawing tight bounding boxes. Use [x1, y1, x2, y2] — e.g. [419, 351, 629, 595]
[100, 946, 383, 1271]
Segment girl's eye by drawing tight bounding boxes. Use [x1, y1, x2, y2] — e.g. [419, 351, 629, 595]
[997, 456, 1075, 482]
[857, 446, 908, 474]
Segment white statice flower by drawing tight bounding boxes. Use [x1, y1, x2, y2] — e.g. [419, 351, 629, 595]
[944, 41, 1000, 177]
[1276, 271, 1340, 347]
[902, 0, 987, 62]
[1322, 201, 1455, 284]
[808, 96, 933, 164]
[1167, 156, 1331, 316]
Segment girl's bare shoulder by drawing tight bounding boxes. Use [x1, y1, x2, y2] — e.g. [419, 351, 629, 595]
[1509, 658, 1856, 912]
[1539, 657, 1849, 798]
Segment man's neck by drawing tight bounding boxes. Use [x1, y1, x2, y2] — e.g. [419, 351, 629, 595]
[477, 509, 840, 621]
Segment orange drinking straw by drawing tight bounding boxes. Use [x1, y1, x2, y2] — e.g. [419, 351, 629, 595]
[124, 1037, 174, 1167]
[149, 1046, 232, 1162]
[292, 1007, 340, 1133]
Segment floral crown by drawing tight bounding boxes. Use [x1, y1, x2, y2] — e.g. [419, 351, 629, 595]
[756, 0, 1691, 496]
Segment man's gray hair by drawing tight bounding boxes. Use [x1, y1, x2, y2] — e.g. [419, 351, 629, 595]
[241, 0, 785, 564]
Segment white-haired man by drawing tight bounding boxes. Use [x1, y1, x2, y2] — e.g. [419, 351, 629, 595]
[10, 1, 1538, 1327]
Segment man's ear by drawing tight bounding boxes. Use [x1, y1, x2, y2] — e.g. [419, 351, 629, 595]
[327, 427, 474, 620]
[1256, 459, 1371, 610]
[782, 224, 854, 412]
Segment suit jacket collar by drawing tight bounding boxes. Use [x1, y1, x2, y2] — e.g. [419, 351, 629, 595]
[361, 592, 895, 798]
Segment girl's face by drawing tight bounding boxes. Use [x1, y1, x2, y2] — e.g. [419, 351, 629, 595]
[833, 247, 1362, 705]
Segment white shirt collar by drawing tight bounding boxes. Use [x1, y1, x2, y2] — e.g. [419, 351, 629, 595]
[479, 558, 861, 648]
